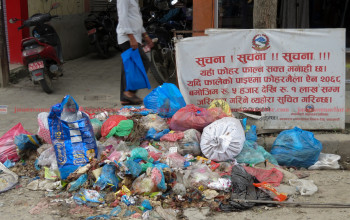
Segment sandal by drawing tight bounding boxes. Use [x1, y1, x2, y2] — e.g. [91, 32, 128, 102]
[121, 95, 142, 105]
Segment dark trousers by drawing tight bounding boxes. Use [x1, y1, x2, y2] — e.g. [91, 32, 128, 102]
[119, 41, 150, 101]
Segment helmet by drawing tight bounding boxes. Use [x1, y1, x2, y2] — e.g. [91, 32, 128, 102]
[154, 0, 169, 10]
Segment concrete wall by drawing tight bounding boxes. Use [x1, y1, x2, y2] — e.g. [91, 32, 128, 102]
[27, 0, 89, 60]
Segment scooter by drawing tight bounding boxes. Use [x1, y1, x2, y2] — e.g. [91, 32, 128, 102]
[9, 3, 63, 94]
[84, 0, 118, 58]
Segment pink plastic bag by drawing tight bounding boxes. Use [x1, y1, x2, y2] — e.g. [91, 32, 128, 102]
[0, 123, 32, 163]
[37, 112, 52, 144]
[160, 132, 184, 142]
[244, 166, 283, 187]
[169, 105, 226, 131]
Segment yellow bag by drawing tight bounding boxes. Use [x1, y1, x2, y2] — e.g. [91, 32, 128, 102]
[208, 99, 232, 116]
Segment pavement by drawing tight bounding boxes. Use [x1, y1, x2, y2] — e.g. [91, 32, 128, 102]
[1, 51, 350, 163]
[0, 50, 158, 136]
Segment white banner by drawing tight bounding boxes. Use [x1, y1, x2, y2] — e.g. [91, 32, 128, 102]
[176, 29, 346, 129]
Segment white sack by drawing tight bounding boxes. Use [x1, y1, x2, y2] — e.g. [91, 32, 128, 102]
[200, 117, 245, 162]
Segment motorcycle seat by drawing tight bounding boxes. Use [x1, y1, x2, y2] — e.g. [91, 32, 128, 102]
[22, 38, 39, 48]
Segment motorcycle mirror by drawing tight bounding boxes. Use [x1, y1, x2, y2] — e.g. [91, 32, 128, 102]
[108, 0, 112, 2]
[9, 18, 17, 24]
[50, 2, 60, 10]
[171, 0, 178, 5]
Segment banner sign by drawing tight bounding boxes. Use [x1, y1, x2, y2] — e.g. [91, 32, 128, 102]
[176, 29, 346, 129]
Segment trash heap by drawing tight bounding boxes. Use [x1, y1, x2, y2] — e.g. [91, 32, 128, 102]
[0, 83, 342, 219]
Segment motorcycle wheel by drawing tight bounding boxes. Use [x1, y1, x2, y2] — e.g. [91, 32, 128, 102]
[39, 70, 54, 94]
[150, 47, 176, 85]
[96, 40, 110, 59]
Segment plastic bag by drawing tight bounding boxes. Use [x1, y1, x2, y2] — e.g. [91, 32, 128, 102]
[253, 182, 287, 201]
[125, 160, 142, 177]
[184, 163, 220, 187]
[244, 167, 283, 187]
[14, 134, 40, 159]
[144, 83, 186, 118]
[130, 147, 149, 161]
[151, 167, 166, 191]
[170, 105, 219, 131]
[167, 152, 186, 168]
[308, 153, 341, 170]
[146, 128, 170, 141]
[0, 161, 19, 193]
[101, 115, 128, 137]
[289, 179, 318, 196]
[178, 129, 202, 156]
[107, 120, 134, 138]
[94, 164, 119, 190]
[219, 165, 271, 211]
[90, 118, 103, 139]
[38, 112, 52, 144]
[235, 141, 265, 165]
[74, 188, 105, 205]
[208, 178, 232, 191]
[208, 99, 232, 116]
[140, 114, 169, 132]
[68, 173, 88, 192]
[37, 146, 58, 170]
[48, 95, 98, 179]
[270, 127, 322, 168]
[200, 117, 245, 162]
[160, 132, 184, 142]
[121, 48, 151, 91]
[132, 173, 156, 194]
[245, 125, 257, 142]
[236, 140, 278, 165]
[0, 123, 32, 163]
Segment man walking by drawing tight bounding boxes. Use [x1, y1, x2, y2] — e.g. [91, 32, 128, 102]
[117, 0, 154, 105]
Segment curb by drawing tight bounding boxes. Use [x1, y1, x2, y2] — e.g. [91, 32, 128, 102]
[9, 66, 29, 84]
[258, 133, 350, 166]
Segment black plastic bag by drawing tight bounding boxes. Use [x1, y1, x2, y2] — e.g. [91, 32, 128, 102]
[220, 165, 271, 211]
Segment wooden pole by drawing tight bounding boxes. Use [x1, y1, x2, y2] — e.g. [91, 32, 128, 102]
[0, 0, 10, 87]
[232, 199, 350, 208]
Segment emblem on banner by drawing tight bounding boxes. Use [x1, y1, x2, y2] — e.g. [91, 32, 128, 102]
[305, 104, 315, 113]
[252, 34, 270, 51]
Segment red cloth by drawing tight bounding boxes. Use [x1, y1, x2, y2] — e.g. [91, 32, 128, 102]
[244, 166, 283, 187]
[101, 115, 127, 137]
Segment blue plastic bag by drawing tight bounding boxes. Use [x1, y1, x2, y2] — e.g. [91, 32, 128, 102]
[48, 95, 98, 179]
[245, 125, 257, 142]
[270, 127, 322, 168]
[94, 164, 119, 190]
[69, 173, 88, 192]
[236, 140, 278, 165]
[144, 83, 186, 118]
[14, 134, 40, 157]
[121, 48, 151, 91]
[146, 128, 170, 141]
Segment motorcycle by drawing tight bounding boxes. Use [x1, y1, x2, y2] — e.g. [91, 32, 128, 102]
[143, 0, 192, 85]
[84, 0, 118, 58]
[9, 2, 63, 94]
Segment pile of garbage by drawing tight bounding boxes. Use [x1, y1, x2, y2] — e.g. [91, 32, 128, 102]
[0, 83, 342, 218]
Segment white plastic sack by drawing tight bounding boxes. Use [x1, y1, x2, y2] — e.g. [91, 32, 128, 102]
[37, 146, 58, 171]
[200, 117, 245, 162]
[308, 153, 341, 170]
[37, 112, 52, 144]
[289, 179, 318, 196]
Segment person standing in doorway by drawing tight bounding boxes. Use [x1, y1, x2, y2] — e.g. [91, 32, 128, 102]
[117, 0, 154, 105]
